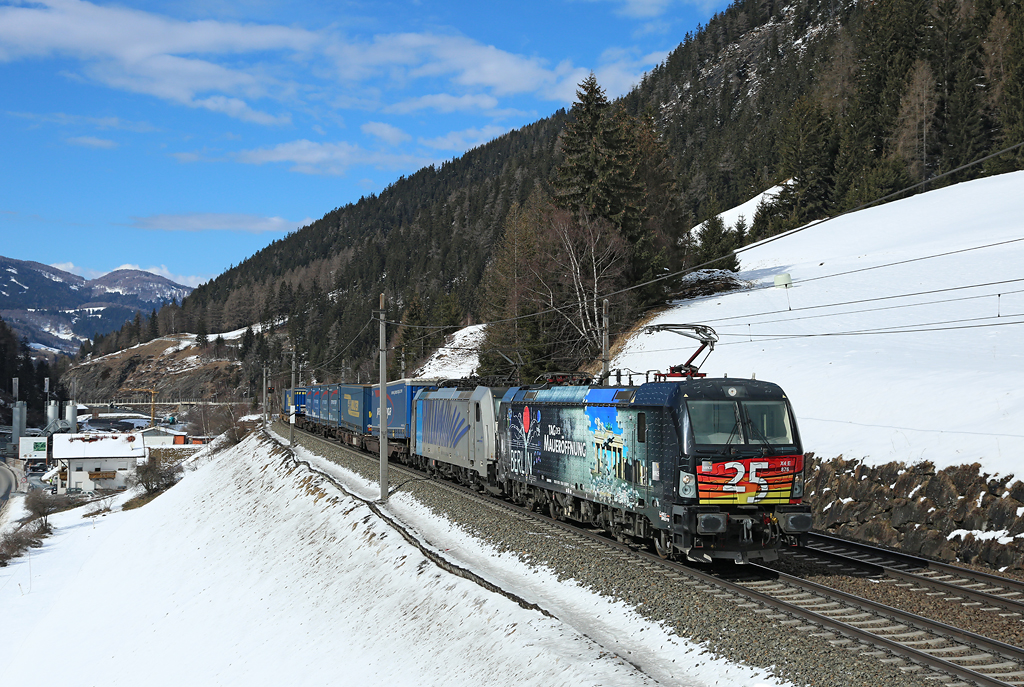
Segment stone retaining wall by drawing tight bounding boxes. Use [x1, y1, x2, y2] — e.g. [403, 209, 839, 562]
[805, 455, 1024, 571]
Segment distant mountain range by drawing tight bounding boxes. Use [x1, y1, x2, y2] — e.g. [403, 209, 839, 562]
[0, 256, 193, 354]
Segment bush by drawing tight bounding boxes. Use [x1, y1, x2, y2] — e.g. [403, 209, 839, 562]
[129, 456, 183, 495]
[184, 403, 251, 446]
[0, 522, 46, 566]
[24, 489, 75, 529]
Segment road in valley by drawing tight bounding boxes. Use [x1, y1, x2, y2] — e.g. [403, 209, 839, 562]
[0, 463, 15, 527]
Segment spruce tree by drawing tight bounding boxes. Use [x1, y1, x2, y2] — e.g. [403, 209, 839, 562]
[196, 317, 209, 348]
[554, 73, 611, 214]
[695, 214, 739, 272]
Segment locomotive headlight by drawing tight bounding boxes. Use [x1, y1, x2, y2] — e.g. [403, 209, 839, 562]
[791, 473, 804, 498]
[679, 471, 697, 498]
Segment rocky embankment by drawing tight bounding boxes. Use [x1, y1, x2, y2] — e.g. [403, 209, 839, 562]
[65, 336, 244, 401]
[807, 455, 1024, 570]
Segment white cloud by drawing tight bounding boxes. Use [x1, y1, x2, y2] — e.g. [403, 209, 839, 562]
[6, 110, 156, 132]
[52, 260, 209, 287]
[0, 0, 666, 143]
[109, 264, 210, 288]
[617, 0, 674, 18]
[66, 135, 117, 148]
[384, 93, 498, 114]
[50, 261, 104, 280]
[0, 0, 312, 124]
[419, 125, 508, 151]
[192, 96, 289, 126]
[325, 32, 586, 103]
[130, 213, 311, 234]
[236, 139, 430, 175]
[361, 121, 410, 146]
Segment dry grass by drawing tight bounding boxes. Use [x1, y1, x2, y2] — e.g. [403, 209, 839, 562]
[121, 490, 166, 511]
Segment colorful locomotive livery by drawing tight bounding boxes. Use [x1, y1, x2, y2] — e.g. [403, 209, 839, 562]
[287, 375, 812, 563]
[697, 455, 804, 505]
[499, 387, 647, 510]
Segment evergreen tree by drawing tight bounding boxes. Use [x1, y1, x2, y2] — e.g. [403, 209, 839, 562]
[694, 214, 739, 271]
[240, 326, 255, 360]
[554, 74, 611, 214]
[196, 317, 209, 348]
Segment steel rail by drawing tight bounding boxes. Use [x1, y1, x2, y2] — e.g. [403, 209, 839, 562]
[805, 533, 1024, 611]
[748, 562, 1024, 661]
[285, 422, 1022, 687]
[807, 532, 1024, 591]
[793, 543, 1024, 617]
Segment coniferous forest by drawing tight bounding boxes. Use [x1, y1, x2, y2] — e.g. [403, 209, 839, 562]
[77, 0, 1024, 389]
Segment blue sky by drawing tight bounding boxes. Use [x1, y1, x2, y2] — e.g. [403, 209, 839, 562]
[0, 0, 727, 288]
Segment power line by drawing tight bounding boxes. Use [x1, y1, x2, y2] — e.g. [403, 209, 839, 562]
[794, 237, 1024, 286]
[306, 317, 374, 375]
[623, 317, 1024, 356]
[718, 313, 1024, 338]
[698, 278, 1024, 325]
[295, 142, 1024, 376]
[711, 288, 1024, 330]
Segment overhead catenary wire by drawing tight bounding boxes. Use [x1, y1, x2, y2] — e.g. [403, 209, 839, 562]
[627, 317, 1024, 356]
[710, 288, 1024, 329]
[699, 279, 1024, 326]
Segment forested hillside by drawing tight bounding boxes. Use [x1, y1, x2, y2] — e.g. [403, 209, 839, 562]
[81, 0, 1024, 390]
[0, 315, 68, 427]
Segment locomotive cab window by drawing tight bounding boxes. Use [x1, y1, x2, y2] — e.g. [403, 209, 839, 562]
[687, 399, 798, 453]
[475, 403, 481, 422]
[637, 412, 646, 443]
[687, 401, 743, 445]
[741, 401, 795, 445]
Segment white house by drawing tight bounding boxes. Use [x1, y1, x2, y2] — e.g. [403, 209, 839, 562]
[52, 433, 146, 494]
[139, 426, 188, 446]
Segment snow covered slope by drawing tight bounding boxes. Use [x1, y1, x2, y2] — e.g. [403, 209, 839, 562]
[0, 433, 785, 687]
[616, 171, 1024, 476]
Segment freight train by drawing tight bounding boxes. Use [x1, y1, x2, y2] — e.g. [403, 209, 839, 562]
[283, 366, 812, 563]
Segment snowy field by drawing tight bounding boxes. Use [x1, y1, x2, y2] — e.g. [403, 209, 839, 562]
[0, 433, 785, 687]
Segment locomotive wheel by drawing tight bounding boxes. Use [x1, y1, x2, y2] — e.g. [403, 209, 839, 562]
[653, 531, 673, 560]
[548, 501, 561, 521]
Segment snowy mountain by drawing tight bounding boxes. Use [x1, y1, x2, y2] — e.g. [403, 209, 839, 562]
[0, 257, 193, 354]
[86, 269, 192, 305]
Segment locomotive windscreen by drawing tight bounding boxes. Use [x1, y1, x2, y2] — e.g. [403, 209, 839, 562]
[741, 401, 795, 445]
[687, 400, 796, 449]
[688, 401, 740, 445]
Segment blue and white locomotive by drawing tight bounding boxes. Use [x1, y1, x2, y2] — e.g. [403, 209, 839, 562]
[288, 372, 812, 563]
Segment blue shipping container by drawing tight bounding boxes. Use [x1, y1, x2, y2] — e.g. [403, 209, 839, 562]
[337, 384, 372, 434]
[369, 380, 436, 439]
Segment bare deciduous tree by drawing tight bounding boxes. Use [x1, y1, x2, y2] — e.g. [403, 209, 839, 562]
[526, 209, 628, 357]
[894, 60, 938, 181]
[24, 489, 73, 530]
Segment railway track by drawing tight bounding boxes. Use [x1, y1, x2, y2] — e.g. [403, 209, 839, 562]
[733, 564, 1024, 687]
[283, 425, 1024, 687]
[797, 532, 1024, 619]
